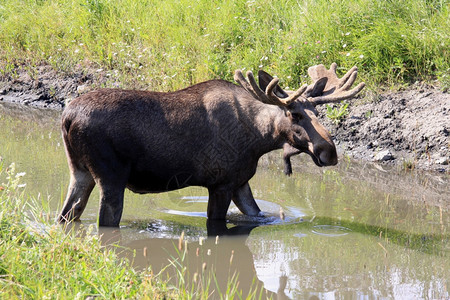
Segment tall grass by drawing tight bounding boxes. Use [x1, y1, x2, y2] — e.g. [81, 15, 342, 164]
[0, 0, 448, 90]
[0, 162, 143, 298]
[0, 162, 265, 298]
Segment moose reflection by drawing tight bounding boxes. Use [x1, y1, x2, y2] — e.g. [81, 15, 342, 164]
[96, 219, 288, 299]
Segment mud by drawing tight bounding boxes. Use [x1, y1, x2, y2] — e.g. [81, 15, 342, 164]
[0, 64, 99, 109]
[1, 65, 449, 172]
[318, 85, 449, 173]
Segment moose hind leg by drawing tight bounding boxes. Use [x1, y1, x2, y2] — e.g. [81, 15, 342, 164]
[58, 169, 95, 223]
[207, 187, 232, 220]
[232, 182, 261, 216]
[93, 162, 131, 227]
[95, 177, 128, 227]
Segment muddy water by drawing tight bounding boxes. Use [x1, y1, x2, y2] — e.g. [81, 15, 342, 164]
[1, 102, 448, 299]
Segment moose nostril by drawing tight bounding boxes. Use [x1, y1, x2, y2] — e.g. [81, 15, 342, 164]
[315, 147, 338, 166]
[319, 151, 338, 166]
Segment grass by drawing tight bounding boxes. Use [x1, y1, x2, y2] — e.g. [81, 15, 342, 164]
[0, 162, 266, 299]
[325, 102, 349, 124]
[0, 0, 448, 92]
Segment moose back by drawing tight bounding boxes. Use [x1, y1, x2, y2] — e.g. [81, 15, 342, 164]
[58, 63, 364, 226]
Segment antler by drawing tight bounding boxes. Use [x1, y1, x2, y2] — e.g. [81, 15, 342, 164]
[307, 63, 365, 105]
[234, 70, 307, 106]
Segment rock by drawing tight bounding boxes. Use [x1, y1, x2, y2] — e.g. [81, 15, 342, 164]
[435, 157, 448, 165]
[443, 128, 449, 136]
[374, 150, 394, 162]
[432, 155, 449, 165]
[76, 84, 90, 95]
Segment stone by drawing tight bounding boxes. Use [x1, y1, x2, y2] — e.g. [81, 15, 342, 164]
[435, 157, 448, 165]
[76, 84, 90, 95]
[374, 150, 394, 162]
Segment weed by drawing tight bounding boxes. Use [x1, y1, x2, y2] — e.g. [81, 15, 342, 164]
[0, 0, 448, 90]
[402, 159, 416, 171]
[326, 102, 349, 124]
[437, 68, 450, 92]
[365, 110, 373, 119]
[48, 86, 57, 98]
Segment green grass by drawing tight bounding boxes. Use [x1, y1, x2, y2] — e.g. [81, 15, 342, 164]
[0, 162, 149, 298]
[326, 102, 349, 124]
[0, 0, 448, 91]
[0, 162, 265, 299]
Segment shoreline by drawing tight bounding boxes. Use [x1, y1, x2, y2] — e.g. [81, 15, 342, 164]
[1, 65, 448, 173]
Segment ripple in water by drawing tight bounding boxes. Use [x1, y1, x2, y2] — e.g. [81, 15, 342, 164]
[162, 197, 307, 226]
[311, 225, 351, 237]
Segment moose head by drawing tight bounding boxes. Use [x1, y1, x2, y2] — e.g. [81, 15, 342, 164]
[234, 63, 365, 174]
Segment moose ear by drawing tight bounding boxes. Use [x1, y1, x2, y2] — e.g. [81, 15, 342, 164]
[308, 77, 328, 97]
[258, 70, 289, 98]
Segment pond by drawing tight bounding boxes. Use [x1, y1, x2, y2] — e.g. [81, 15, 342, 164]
[0, 101, 448, 299]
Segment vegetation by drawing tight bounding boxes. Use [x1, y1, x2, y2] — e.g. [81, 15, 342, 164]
[0, 0, 448, 297]
[253, 216, 448, 255]
[325, 102, 349, 124]
[0, 162, 264, 299]
[0, 0, 448, 92]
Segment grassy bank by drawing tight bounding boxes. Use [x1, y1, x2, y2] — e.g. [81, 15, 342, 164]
[0, 162, 161, 298]
[0, 0, 448, 91]
[0, 163, 262, 299]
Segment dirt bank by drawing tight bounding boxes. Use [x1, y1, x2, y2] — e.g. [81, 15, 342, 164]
[1, 65, 449, 173]
[318, 85, 449, 173]
[0, 65, 99, 110]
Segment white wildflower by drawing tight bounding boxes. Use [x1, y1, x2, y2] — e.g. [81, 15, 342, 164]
[15, 172, 26, 178]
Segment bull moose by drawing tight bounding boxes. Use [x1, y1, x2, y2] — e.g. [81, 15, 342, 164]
[58, 63, 365, 226]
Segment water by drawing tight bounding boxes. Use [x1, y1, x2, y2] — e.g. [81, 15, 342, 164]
[1, 102, 448, 299]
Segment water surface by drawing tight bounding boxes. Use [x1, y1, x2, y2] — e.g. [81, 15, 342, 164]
[0, 102, 448, 299]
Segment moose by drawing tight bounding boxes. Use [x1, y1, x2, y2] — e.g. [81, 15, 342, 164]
[58, 63, 365, 227]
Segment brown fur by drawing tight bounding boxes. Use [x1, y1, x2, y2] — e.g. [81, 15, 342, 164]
[58, 79, 337, 226]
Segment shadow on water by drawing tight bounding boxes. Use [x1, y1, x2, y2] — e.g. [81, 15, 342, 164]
[63, 219, 280, 298]
[63, 211, 448, 299]
[1, 101, 449, 298]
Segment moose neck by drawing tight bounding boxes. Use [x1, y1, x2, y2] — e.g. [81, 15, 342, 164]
[251, 103, 292, 156]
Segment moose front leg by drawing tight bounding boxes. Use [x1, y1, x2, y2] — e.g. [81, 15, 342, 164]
[232, 182, 261, 216]
[283, 144, 301, 176]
